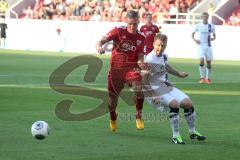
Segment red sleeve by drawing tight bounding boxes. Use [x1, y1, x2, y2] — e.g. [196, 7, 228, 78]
[104, 27, 118, 41]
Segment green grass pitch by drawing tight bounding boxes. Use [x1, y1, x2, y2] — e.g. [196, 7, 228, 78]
[0, 49, 240, 160]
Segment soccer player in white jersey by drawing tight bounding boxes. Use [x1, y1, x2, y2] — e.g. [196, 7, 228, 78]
[192, 12, 216, 84]
[142, 33, 206, 144]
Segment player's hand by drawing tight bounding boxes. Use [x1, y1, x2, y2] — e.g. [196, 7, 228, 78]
[96, 46, 105, 54]
[194, 39, 200, 44]
[210, 37, 215, 41]
[153, 97, 161, 105]
[138, 62, 150, 70]
[139, 69, 151, 77]
[133, 67, 141, 74]
[178, 72, 189, 78]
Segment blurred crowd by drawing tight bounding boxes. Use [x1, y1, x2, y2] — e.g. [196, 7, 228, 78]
[226, 8, 240, 26]
[21, 0, 196, 22]
[20, 0, 240, 26]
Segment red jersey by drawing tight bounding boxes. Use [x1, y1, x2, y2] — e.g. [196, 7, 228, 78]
[104, 26, 145, 69]
[140, 24, 159, 54]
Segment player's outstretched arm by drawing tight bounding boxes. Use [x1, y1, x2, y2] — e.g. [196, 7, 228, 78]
[167, 64, 189, 78]
[96, 37, 109, 54]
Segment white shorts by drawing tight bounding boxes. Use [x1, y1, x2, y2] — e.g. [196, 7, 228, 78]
[146, 87, 189, 111]
[198, 45, 213, 61]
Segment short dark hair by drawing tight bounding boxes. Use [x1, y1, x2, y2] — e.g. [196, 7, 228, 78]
[154, 33, 168, 43]
[202, 12, 209, 17]
[126, 10, 139, 19]
[146, 13, 152, 17]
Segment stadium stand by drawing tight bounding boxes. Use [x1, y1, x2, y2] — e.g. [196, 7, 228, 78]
[225, 6, 240, 26]
[19, 0, 197, 22]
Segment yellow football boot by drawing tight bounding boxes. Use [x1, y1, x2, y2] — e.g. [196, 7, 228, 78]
[136, 119, 144, 130]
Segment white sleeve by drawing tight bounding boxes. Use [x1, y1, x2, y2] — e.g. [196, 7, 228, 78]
[194, 24, 199, 32]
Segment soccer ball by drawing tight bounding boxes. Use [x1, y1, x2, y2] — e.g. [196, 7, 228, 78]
[31, 121, 50, 140]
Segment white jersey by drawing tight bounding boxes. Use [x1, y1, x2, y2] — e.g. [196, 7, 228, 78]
[194, 22, 215, 47]
[144, 50, 189, 109]
[144, 50, 173, 95]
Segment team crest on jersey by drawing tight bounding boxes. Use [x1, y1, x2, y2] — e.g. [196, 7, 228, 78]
[137, 40, 142, 46]
[122, 35, 126, 39]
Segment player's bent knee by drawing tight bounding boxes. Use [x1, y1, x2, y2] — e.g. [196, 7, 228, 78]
[169, 100, 180, 109]
[181, 98, 192, 109]
[132, 81, 143, 96]
[109, 101, 118, 110]
[131, 81, 141, 88]
[134, 85, 142, 91]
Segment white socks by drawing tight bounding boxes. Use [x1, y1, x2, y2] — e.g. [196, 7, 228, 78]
[184, 111, 196, 134]
[206, 67, 211, 79]
[200, 64, 211, 79]
[169, 112, 180, 138]
[199, 66, 205, 78]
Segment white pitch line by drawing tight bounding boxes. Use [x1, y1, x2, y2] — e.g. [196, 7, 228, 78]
[0, 84, 239, 96]
[1, 75, 240, 84]
[0, 81, 240, 87]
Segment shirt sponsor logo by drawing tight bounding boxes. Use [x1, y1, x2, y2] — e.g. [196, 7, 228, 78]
[146, 31, 153, 36]
[137, 40, 142, 46]
[119, 40, 137, 52]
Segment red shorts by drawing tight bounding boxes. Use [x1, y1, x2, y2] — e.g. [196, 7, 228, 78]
[108, 69, 141, 95]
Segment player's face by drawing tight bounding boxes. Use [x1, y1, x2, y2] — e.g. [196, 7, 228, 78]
[146, 15, 152, 24]
[202, 14, 209, 24]
[153, 39, 167, 57]
[126, 18, 139, 34]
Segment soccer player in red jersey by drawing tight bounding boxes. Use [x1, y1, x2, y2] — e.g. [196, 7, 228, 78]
[96, 10, 147, 132]
[140, 14, 160, 55]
